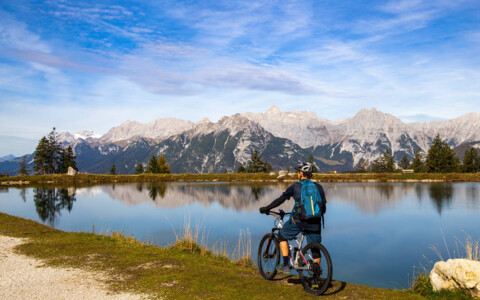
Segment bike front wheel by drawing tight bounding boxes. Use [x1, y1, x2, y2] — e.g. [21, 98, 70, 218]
[297, 242, 333, 295]
[257, 233, 280, 280]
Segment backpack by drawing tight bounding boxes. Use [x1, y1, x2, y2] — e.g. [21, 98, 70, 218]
[293, 179, 326, 227]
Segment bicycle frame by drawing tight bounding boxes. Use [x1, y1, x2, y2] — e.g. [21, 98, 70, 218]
[265, 211, 312, 271]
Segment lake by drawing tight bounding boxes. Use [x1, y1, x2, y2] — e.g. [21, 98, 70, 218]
[0, 181, 479, 289]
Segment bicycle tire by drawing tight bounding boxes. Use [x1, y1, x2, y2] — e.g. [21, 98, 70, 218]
[297, 242, 333, 295]
[257, 233, 280, 280]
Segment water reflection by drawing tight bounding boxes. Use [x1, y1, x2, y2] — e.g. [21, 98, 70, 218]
[428, 183, 453, 214]
[32, 187, 76, 227]
[146, 182, 167, 200]
[250, 185, 265, 200]
[76, 182, 480, 215]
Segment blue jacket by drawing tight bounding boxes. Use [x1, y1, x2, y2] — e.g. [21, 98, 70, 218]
[266, 180, 326, 232]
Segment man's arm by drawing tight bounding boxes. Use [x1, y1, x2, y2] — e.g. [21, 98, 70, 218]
[259, 185, 294, 214]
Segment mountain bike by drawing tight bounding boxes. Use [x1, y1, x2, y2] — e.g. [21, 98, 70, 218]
[257, 210, 332, 295]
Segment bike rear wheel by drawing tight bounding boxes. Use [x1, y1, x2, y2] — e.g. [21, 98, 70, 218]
[257, 233, 280, 280]
[297, 242, 332, 295]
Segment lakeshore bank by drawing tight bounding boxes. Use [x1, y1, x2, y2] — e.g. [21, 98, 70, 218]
[1, 172, 480, 186]
[0, 212, 424, 300]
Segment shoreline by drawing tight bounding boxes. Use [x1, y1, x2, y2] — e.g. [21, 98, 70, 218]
[0, 212, 424, 299]
[1, 172, 480, 186]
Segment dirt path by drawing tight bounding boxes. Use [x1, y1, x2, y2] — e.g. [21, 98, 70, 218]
[0, 235, 148, 300]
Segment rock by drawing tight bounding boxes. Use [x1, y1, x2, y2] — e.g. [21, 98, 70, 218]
[67, 167, 77, 176]
[277, 170, 287, 179]
[430, 259, 480, 298]
[287, 172, 296, 176]
[269, 172, 276, 176]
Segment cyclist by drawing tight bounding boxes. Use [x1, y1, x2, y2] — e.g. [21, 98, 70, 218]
[259, 162, 326, 273]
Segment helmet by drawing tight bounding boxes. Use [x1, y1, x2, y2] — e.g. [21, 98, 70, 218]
[295, 162, 314, 175]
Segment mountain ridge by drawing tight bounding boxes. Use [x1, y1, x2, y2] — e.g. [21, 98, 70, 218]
[1, 107, 480, 175]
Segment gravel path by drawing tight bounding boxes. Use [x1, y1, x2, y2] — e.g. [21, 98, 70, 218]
[0, 235, 148, 300]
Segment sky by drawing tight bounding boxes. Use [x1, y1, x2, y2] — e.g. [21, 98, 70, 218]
[1, 0, 480, 155]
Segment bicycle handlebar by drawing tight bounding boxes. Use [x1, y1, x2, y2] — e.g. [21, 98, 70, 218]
[267, 209, 291, 217]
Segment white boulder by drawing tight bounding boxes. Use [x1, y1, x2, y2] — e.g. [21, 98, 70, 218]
[67, 167, 77, 176]
[277, 170, 288, 178]
[430, 259, 480, 298]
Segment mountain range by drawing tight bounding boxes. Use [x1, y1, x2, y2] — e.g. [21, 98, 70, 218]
[1, 107, 480, 175]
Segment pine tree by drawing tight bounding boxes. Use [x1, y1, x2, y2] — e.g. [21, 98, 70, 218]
[58, 146, 77, 173]
[110, 164, 116, 175]
[426, 135, 460, 173]
[33, 136, 49, 175]
[308, 154, 318, 173]
[356, 158, 369, 173]
[146, 155, 160, 173]
[135, 163, 144, 174]
[411, 150, 426, 173]
[426, 135, 443, 173]
[157, 155, 171, 174]
[462, 148, 479, 173]
[18, 156, 29, 175]
[246, 150, 273, 173]
[237, 165, 246, 173]
[371, 150, 395, 173]
[46, 128, 61, 174]
[399, 155, 411, 170]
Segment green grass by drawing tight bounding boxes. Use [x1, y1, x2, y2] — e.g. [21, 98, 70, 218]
[410, 234, 479, 300]
[0, 212, 425, 299]
[2, 172, 480, 185]
[412, 272, 472, 299]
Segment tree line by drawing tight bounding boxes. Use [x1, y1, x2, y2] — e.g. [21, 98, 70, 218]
[22, 128, 77, 175]
[24, 130, 478, 175]
[357, 135, 480, 173]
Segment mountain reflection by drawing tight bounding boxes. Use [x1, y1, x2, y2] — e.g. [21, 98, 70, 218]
[73, 182, 480, 215]
[33, 187, 76, 228]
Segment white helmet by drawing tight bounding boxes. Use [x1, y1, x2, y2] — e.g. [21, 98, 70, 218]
[295, 162, 314, 175]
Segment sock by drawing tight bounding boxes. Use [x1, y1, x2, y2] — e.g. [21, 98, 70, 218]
[283, 256, 289, 266]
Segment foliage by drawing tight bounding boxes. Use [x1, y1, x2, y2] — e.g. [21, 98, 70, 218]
[33, 128, 77, 175]
[110, 164, 116, 175]
[146, 155, 170, 174]
[245, 150, 273, 173]
[134, 163, 144, 174]
[17, 156, 29, 175]
[146, 155, 160, 173]
[308, 154, 318, 173]
[371, 150, 396, 173]
[57, 146, 77, 173]
[426, 135, 460, 173]
[157, 155, 171, 174]
[462, 147, 480, 173]
[237, 165, 246, 173]
[356, 158, 369, 173]
[399, 155, 411, 170]
[411, 150, 426, 173]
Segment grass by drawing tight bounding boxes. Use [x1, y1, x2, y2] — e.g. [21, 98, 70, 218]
[0, 212, 426, 299]
[411, 233, 480, 299]
[2, 172, 480, 186]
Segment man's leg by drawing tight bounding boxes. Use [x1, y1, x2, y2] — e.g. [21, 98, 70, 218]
[306, 231, 322, 264]
[277, 219, 300, 272]
[280, 241, 289, 257]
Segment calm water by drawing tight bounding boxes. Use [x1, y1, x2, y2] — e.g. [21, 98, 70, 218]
[1, 181, 479, 289]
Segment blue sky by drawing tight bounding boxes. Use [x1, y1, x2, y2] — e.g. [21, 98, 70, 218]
[1, 0, 480, 155]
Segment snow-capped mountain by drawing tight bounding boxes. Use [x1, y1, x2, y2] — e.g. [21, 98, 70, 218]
[242, 105, 335, 148]
[150, 114, 317, 173]
[3, 106, 480, 175]
[98, 118, 195, 144]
